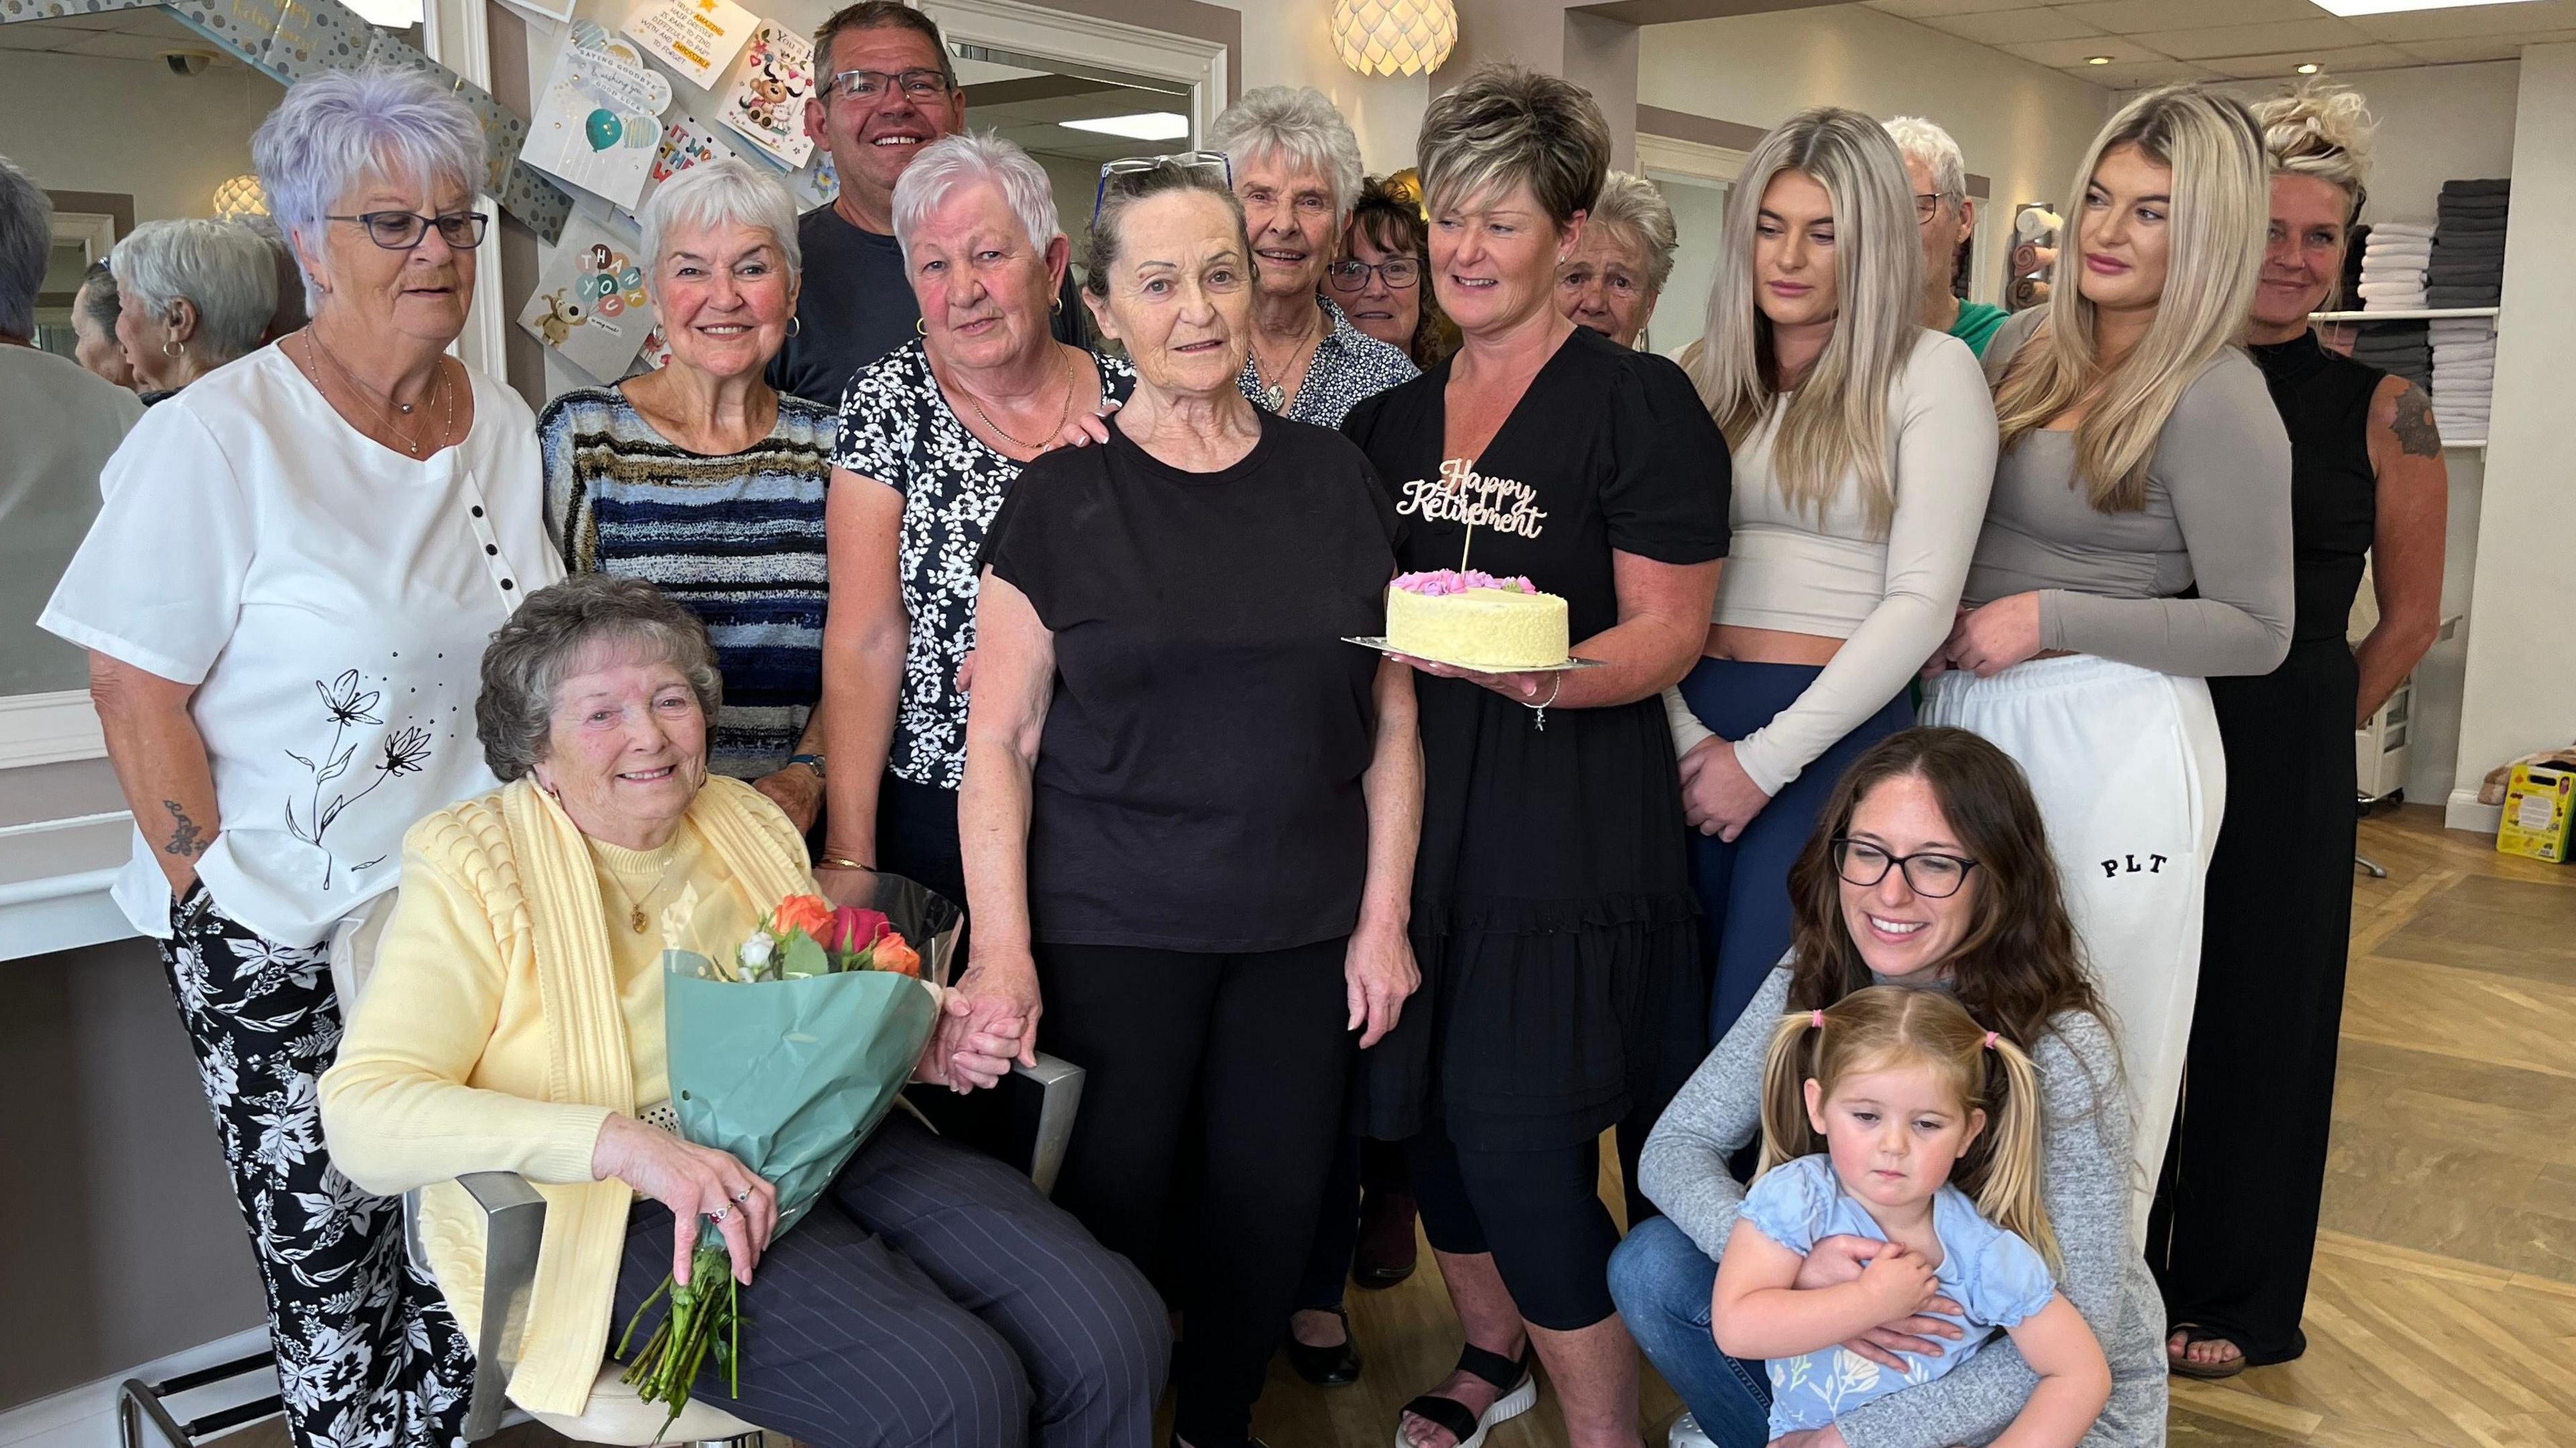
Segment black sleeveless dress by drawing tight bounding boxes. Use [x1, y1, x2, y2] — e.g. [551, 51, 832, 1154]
[1340, 326, 1732, 1155]
[2147, 329, 2382, 1364]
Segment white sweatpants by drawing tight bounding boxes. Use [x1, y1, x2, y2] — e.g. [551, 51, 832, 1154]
[1922, 655, 2225, 1241]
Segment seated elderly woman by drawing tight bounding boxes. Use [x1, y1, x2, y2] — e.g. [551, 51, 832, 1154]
[819, 131, 1134, 909]
[109, 217, 277, 402]
[1207, 85, 1415, 425]
[1556, 169, 1678, 350]
[542, 157, 835, 830]
[319, 575, 1168, 1448]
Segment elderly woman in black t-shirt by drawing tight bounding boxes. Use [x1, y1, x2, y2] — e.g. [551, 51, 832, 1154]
[956, 161, 1422, 1448]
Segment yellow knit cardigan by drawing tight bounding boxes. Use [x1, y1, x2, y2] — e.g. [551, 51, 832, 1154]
[319, 775, 814, 1415]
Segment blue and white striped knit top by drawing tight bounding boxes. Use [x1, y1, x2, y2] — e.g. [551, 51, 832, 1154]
[538, 386, 837, 781]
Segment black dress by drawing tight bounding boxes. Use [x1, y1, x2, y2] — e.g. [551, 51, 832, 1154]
[1341, 325, 1732, 1155]
[2147, 329, 2381, 1365]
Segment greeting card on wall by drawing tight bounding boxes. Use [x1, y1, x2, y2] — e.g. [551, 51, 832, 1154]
[644, 115, 741, 205]
[623, 0, 757, 91]
[519, 215, 653, 381]
[720, 23, 816, 170]
[524, 34, 676, 211]
[785, 149, 839, 211]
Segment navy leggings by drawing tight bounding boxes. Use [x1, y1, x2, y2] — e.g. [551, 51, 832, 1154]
[1679, 657, 1914, 1044]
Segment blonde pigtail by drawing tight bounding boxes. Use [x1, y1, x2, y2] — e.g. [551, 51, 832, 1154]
[1756, 1011, 1825, 1178]
[1972, 1033, 2059, 1272]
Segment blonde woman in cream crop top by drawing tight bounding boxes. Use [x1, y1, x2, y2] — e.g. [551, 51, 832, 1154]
[1662, 328, 1998, 789]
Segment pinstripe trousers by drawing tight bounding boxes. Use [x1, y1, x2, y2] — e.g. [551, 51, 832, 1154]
[610, 1113, 1169, 1448]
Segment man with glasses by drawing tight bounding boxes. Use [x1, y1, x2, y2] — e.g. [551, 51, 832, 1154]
[769, 1, 1084, 406]
[1884, 115, 2010, 358]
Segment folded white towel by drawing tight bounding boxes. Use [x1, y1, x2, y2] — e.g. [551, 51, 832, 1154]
[2359, 279, 2427, 294]
[2365, 243, 2433, 261]
[2370, 221, 2436, 239]
[2434, 349, 2498, 364]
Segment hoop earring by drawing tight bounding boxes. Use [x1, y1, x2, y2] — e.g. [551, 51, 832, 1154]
[162, 337, 184, 358]
[788, 315, 801, 337]
[1051, 295, 1063, 315]
[915, 316, 928, 336]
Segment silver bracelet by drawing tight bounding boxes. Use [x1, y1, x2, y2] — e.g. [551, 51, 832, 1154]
[1524, 673, 1564, 731]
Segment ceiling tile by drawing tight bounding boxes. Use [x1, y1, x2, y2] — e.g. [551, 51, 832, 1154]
[2394, 27, 2576, 60]
[1864, 0, 2060, 17]
[2059, 0, 2327, 35]
[2343, 0, 2576, 42]
[2200, 42, 2421, 78]
[2000, 34, 2171, 66]
[2080, 57, 2224, 86]
[1929, 9, 2110, 43]
[2129, 17, 2368, 59]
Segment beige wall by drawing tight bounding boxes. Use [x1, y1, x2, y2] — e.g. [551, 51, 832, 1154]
[0, 49, 282, 225]
[1635, 3, 2113, 308]
[0, 939, 268, 1411]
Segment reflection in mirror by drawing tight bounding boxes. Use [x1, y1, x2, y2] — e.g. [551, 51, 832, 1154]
[0, 6, 285, 698]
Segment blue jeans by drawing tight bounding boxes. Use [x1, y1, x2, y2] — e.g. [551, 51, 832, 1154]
[1607, 1216, 1772, 1448]
[1678, 659, 1915, 1043]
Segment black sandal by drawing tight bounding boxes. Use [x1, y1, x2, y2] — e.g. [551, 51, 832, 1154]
[2167, 1323, 2247, 1380]
[1395, 1341, 1538, 1448]
[1284, 1306, 1362, 1386]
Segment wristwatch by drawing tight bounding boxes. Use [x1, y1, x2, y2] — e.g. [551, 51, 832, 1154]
[788, 752, 826, 781]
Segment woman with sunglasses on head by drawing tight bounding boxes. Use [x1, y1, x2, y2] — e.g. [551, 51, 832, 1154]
[39, 66, 561, 1448]
[1209, 86, 1418, 427]
[2147, 80, 2447, 1381]
[1663, 108, 1996, 1052]
[1926, 85, 2291, 1231]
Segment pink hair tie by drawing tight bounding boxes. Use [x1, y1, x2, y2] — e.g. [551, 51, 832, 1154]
[1811, 1010, 1825, 1030]
[1983, 1030, 1999, 1050]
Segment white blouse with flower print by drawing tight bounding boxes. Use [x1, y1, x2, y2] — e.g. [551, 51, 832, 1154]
[41, 345, 561, 948]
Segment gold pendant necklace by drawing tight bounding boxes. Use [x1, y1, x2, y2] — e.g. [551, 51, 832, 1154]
[598, 828, 698, 935]
[1250, 311, 1326, 414]
[964, 351, 1079, 451]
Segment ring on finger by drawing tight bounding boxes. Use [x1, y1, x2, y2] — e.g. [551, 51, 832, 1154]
[709, 1206, 729, 1223]
[733, 1188, 753, 1204]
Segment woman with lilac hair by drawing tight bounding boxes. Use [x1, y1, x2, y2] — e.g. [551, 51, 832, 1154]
[40, 64, 560, 1448]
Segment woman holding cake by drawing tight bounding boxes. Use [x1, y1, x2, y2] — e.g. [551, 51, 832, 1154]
[1926, 85, 2292, 1231]
[955, 159, 1422, 1448]
[1340, 64, 1731, 1448]
[1664, 108, 1998, 1045]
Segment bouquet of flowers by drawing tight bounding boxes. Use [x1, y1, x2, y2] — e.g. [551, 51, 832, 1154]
[616, 877, 962, 1427]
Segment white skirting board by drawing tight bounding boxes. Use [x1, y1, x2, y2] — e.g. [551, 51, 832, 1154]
[2447, 788, 2506, 836]
[0, 1327, 274, 1448]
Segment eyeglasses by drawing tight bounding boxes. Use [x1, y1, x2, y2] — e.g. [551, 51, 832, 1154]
[1831, 838, 1979, 899]
[1092, 150, 1232, 225]
[1327, 257, 1419, 292]
[1913, 192, 1955, 226]
[828, 67, 953, 103]
[330, 211, 490, 250]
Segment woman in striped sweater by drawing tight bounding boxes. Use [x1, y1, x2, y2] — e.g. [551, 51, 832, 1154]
[540, 158, 835, 830]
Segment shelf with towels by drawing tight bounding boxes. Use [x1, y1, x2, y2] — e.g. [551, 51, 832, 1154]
[2310, 307, 2499, 323]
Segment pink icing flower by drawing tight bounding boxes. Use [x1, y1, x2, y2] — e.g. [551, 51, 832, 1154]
[1393, 569, 1536, 596]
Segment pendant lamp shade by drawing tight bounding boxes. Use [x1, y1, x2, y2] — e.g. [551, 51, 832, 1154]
[1332, 0, 1458, 78]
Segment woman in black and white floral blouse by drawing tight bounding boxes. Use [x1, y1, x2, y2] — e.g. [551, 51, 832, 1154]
[818, 132, 1132, 907]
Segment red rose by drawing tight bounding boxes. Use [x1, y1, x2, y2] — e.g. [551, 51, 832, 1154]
[825, 905, 891, 956]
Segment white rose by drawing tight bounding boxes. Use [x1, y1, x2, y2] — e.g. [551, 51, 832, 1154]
[738, 932, 776, 972]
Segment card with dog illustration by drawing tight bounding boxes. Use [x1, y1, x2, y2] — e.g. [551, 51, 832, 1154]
[517, 214, 651, 381]
[719, 22, 816, 170]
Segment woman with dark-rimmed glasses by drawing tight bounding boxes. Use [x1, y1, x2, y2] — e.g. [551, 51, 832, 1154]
[1335, 172, 1457, 370]
[39, 65, 561, 1448]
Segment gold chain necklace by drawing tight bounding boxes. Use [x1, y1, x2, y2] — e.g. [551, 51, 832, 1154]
[304, 329, 451, 457]
[963, 351, 1079, 451]
[596, 828, 700, 935]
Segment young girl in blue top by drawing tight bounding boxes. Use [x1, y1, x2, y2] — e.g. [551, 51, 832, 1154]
[1713, 985, 2111, 1446]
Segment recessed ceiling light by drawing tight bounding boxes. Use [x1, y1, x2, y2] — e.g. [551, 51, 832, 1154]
[2312, 0, 2542, 14]
[2296, 62, 2321, 73]
[2086, 55, 2112, 64]
[1059, 112, 1191, 142]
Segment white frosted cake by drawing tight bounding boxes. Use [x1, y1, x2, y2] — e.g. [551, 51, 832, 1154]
[1385, 570, 1569, 670]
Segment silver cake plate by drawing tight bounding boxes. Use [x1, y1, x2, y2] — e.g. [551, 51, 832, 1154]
[1344, 636, 1611, 673]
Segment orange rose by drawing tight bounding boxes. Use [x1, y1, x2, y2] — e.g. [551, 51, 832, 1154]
[771, 893, 833, 940]
[871, 932, 921, 979]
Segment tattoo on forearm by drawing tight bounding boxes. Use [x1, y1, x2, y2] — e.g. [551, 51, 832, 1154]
[2391, 384, 2441, 458]
[162, 799, 206, 858]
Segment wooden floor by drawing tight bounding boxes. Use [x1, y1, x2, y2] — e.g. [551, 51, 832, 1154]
[208, 806, 2575, 1448]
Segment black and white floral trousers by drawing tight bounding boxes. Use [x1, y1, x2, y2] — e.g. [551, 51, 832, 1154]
[160, 885, 472, 1448]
